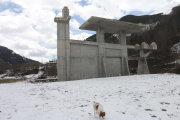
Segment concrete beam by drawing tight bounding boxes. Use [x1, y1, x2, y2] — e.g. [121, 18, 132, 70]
[79, 16, 145, 34]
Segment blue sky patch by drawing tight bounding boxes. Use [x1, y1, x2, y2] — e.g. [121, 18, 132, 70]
[76, 0, 89, 7]
[71, 15, 85, 26]
[71, 15, 95, 35]
[0, 1, 22, 14]
[53, 9, 61, 15]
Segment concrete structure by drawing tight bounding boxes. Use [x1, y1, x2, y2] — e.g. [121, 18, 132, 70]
[54, 7, 157, 81]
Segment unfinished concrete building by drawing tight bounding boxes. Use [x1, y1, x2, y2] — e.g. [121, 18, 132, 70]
[54, 7, 157, 81]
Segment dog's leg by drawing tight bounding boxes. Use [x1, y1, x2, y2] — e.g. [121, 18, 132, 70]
[98, 112, 101, 118]
[94, 107, 95, 115]
[93, 106, 97, 115]
[95, 104, 99, 115]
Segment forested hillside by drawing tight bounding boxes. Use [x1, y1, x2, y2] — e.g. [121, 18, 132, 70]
[120, 13, 167, 24]
[129, 6, 180, 74]
[0, 46, 38, 67]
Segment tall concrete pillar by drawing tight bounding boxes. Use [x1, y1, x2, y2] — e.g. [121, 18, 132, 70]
[98, 45, 105, 77]
[54, 7, 71, 81]
[96, 27, 105, 77]
[118, 31, 130, 75]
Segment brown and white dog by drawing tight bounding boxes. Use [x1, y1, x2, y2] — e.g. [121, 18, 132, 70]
[93, 101, 106, 119]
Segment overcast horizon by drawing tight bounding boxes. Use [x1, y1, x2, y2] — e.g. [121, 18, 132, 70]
[0, 0, 180, 63]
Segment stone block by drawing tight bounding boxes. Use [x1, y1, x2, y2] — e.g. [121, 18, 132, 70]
[150, 42, 157, 50]
[141, 42, 149, 49]
[135, 44, 140, 50]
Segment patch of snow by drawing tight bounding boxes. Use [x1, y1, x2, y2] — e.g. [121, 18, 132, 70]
[24, 71, 44, 79]
[141, 21, 160, 32]
[171, 42, 180, 53]
[0, 74, 6, 78]
[166, 60, 180, 65]
[24, 74, 37, 79]
[5, 70, 12, 75]
[0, 74, 180, 120]
[35, 71, 44, 78]
[39, 66, 44, 70]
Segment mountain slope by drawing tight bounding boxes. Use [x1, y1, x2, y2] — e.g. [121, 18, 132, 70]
[151, 1, 180, 15]
[0, 45, 38, 67]
[129, 6, 180, 74]
[120, 13, 167, 24]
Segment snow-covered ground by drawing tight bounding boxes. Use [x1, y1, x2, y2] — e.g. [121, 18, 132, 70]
[0, 74, 180, 120]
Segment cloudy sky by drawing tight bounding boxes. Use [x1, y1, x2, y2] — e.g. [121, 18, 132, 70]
[0, 0, 180, 63]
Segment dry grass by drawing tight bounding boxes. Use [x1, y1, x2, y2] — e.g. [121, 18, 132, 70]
[0, 79, 24, 84]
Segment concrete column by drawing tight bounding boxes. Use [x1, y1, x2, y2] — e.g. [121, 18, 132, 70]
[96, 27, 104, 43]
[97, 28, 105, 77]
[118, 31, 126, 45]
[137, 50, 150, 74]
[54, 6, 71, 81]
[98, 45, 105, 77]
[118, 31, 129, 75]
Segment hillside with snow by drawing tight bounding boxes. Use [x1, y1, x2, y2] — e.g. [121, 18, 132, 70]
[0, 74, 180, 120]
[151, 1, 180, 15]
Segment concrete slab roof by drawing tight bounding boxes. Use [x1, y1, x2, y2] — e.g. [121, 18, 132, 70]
[79, 16, 145, 34]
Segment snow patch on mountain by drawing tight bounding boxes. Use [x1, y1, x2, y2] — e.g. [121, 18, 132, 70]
[171, 42, 180, 53]
[151, 1, 180, 15]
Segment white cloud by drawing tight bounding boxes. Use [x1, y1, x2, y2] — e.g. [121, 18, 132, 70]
[0, 35, 56, 62]
[70, 19, 80, 30]
[86, 0, 170, 13]
[2, 0, 173, 20]
[0, 5, 57, 62]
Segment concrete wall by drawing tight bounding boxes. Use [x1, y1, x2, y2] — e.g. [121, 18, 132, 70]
[65, 40, 128, 80]
[70, 43, 98, 80]
[106, 58, 121, 76]
[105, 49, 122, 77]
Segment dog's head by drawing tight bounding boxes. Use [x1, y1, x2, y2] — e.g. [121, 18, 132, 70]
[100, 111, 106, 119]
